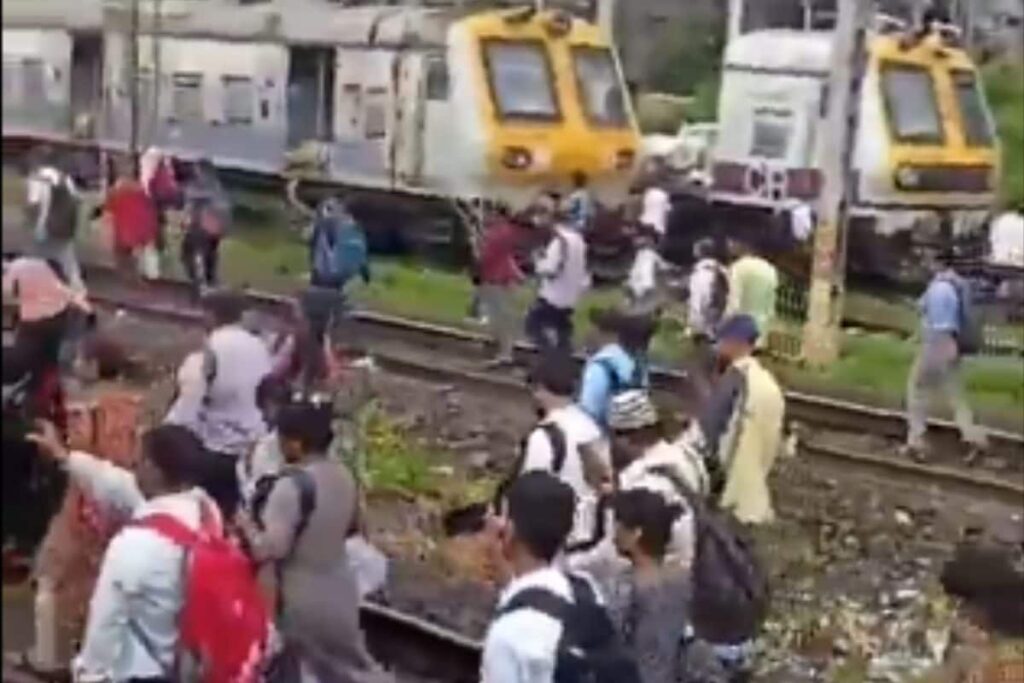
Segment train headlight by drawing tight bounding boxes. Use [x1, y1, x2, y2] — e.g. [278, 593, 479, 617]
[615, 149, 636, 170]
[501, 147, 533, 171]
[895, 165, 921, 190]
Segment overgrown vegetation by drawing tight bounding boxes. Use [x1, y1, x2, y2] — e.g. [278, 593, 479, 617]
[983, 61, 1024, 207]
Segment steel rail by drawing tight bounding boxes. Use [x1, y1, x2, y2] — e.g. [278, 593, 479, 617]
[78, 264, 1024, 460]
[81, 270, 1024, 508]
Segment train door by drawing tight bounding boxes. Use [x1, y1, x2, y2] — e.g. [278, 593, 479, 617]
[69, 34, 103, 138]
[393, 52, 426, 187]
[286, 46, 335, 148]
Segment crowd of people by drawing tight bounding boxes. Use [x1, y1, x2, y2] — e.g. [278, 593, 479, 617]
[1, 150, 1021, 683]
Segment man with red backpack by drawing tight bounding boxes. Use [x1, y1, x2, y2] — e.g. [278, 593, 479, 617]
[27, 420, 274, 683]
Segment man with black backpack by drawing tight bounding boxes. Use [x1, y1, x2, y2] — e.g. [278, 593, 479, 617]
[236, 399, 391, 683]
[901, 254, 988, 464]
[25, 148, 84, 292]
[579, 308, 653, 432]
[482, 471, 642, 683]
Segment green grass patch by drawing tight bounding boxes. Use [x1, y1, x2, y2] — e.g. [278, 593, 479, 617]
[355, 401, 441, 498]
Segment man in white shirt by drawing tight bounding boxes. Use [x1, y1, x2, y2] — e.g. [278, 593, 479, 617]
[639, 183, 672, 239]
[25, 148, 85, 292]
[165, 291, 272, 519]
[482, 472, 578, 683]
[609, 390, 708, 571]
[625, 226, 667, 318]
[525, 195, 591, 354]
[989, 205, 1024, 269]
[27, 421, 212, 683]
[521, 353, 610, 550]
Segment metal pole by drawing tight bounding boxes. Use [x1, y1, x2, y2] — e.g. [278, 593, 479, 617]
[128, 0, 140, 175]
[727, 0, 745, 44]
[152, 0, 162, 147]
[801, 0, 872, 366]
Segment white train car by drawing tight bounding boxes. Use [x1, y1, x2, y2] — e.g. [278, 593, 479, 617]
[2, 0, 641, 245]
[706, 15, 1000, 276]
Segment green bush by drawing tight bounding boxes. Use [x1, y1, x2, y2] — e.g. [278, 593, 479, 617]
[983, 62, 1024, 207]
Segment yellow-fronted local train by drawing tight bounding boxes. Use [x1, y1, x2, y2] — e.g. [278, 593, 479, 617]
[706, 14, 1001, 279]
[2, 0, 640, 251]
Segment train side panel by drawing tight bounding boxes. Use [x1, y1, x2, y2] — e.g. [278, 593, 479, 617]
[2, 28, 72, 140]
[99, 36, 289, 172]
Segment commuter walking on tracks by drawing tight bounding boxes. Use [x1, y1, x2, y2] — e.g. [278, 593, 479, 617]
[181, 159, 231, 298]
[725, 241, 778, 349]
[524, 194, 591, 354]
[681, 314, 785, 526]
[478, 204, 530, 367]
[25, 147, 85, 292]
[902, 255, 988, 463]
[237, 400, 392, 683]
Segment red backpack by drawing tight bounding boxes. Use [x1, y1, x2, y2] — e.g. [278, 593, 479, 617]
[133, 506, 272, 682]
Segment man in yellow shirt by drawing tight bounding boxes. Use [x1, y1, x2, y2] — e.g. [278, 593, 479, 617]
[725, 242, 779, 349]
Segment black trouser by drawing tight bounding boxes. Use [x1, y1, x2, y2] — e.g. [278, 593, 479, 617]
[525, 298, 574, 354]
[299, 285, 348, 391]
[181, 229, 221, 291]
[687, 332, 719, 404]
[198, 449, 241, 521]
[14, 310, 69, 392]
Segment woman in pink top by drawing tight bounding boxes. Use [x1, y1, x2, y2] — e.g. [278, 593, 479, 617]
[3, 256, 91, 389]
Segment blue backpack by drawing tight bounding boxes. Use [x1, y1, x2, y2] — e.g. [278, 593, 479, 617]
[312, 216, 367, 288]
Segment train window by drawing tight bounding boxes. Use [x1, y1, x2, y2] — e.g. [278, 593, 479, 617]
[483, 40, 559, 121]
[880, 64, 943, 144]
[171, 73, 204, 122]
[2, 60, 19, 103]
[425, 56, 448, 101]
[750, 109, 792, 159]
[21, 59, 45, 103]
[571, 47, 628, 128]
[223, 76, 254, 125]
[364, 88, 387, 139]
[952, 71, 994, 147]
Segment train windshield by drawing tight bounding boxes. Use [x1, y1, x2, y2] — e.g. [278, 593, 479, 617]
[484, 40, 559, 121]
[881, 64, 944, 144]
[572, 47, 628, 127]
[952, 70, 995, 147]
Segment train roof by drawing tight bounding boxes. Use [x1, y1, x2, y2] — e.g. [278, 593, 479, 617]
[0, 0, 459, 47]
[723, 29, 833, 76]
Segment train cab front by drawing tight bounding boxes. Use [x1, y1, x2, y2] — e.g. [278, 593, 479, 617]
[458, 8, 641, 210]
[862, 30, 999, 215]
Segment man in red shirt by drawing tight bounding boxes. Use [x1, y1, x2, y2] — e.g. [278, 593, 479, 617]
[477, 205, 530, 367]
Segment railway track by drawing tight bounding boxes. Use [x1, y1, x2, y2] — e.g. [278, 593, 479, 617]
[77, 264, 1024, 506]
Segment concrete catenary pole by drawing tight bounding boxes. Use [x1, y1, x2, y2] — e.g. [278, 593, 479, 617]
[128, 0, 141, 175]
[801, 0, 873, 366]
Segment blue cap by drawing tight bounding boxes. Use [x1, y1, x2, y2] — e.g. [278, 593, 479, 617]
[716, 314, 760, 345]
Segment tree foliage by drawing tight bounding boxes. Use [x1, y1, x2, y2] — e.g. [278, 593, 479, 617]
[983, 62, 1024, 207]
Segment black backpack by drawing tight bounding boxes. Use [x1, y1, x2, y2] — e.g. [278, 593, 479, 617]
[646, 465, 769, 645]
[940, 275, 983, 356]
[250, 468, 317, 615]
[500, 573, 642, 683]
[45, 177, 79, 241]
[493, 423, 568, 511]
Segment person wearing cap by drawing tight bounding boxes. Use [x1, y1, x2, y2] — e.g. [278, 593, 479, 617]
[578, 308, 654, 431]
[680, 314, 784, 525]
[724, 240, 778, 349]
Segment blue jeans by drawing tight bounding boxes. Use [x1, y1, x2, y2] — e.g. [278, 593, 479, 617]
[525, 298, 573, 354]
